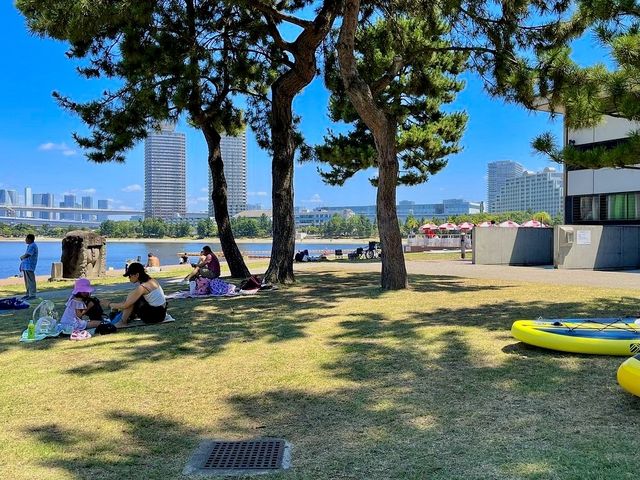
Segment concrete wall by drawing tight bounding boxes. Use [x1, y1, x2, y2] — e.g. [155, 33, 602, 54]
[473, 227, 553, 266]
[569, 117, 640, 145]
[554, 225, 640, 269]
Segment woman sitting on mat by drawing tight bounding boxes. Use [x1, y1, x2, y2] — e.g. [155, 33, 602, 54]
[184, 246, 220, 282]
[106, 262, 167, 327]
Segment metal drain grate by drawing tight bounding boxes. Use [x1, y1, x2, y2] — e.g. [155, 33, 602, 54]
[203, 440, 285, 470]
[184, 438, 291, 475]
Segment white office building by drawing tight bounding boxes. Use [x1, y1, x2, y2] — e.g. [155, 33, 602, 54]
[492, 167, 564, 216]
[487, 161, 525, 212]
[144, 122, 187, 220]
[208, 132, 247, 217]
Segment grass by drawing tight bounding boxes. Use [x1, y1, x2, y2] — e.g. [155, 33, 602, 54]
[0, 261, 639, 479]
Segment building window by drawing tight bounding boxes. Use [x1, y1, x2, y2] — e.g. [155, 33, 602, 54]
[607, 193, 637, 220]
[578, 196, 600, 221]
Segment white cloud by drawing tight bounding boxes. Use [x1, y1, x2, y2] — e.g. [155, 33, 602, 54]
[118, 205, 134, 210]
[200, 187, 209, 193]
[38, 142, 61, 151]
[122, 184, 142, 193]
[309, 194, 322, 204]
[38, 142, 77, 156]
[80, 188, 96, 194]
[248, 191, 268, 197]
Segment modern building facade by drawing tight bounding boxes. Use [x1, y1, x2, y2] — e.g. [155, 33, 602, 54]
[24, 187, 32, 218]
[81, 196, 94, 221]
[293, 199, 483, 227]
[492, 167, 564, 216]
[209, 132, 247, 217]
[0, 189, 17, 216]
[487, 161, 524, 212]
[97, 199, 109, 222]
[60, 194, 77, 220]
[144, 122, 187, 220]
[560, 116, 640, 224]
[32, 192, 55, 220]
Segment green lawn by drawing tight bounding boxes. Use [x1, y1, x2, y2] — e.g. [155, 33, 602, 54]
[0, 263, 638, 479]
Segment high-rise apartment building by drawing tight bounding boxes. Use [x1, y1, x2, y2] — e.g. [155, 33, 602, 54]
[144, 122, 187, 220]
[487, 161, 524, 213]
[209, 132, 247, 217]
[492, 167, 564, 216]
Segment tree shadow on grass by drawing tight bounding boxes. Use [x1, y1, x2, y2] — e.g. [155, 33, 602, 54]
[1, 270, 634, 381]
[407, 295, 640, 332]
[221, 305, 640, 479]
[26, 411, 202, 480]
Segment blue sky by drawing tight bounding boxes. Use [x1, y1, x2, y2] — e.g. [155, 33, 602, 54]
[1, 4, 603, 214]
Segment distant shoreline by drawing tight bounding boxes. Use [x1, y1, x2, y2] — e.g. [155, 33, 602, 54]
[0, 236, 374, 245]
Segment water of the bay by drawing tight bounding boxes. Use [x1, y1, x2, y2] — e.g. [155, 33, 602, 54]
[0, 240, 364, 278]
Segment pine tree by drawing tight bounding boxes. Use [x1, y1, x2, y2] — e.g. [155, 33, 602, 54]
[17, 0, 272, 277]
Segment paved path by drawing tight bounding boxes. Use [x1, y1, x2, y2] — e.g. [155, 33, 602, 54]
[295, 259, 639, 289]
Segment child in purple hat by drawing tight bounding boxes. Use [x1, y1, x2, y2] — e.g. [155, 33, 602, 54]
[59, 278, 104, 332]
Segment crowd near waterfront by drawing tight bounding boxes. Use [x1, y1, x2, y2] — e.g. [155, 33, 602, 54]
[0, 240, 364, 279]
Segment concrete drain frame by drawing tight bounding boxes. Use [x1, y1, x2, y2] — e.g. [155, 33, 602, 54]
[184, 438, 292, 476]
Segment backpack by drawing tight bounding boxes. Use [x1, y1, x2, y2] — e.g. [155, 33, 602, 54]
[96, 321, 118, 335]
[195, 277, 210, 295]
[239, 275, 262, 291]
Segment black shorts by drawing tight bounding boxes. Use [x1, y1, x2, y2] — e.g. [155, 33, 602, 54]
[133, 296, 167, 324]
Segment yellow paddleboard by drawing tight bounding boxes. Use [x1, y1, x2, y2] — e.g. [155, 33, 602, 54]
[618, 354, 640, 397]
[511, 318, 640, 356]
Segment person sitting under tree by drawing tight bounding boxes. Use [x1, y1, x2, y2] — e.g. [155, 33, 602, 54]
[184, 246, 220, 282]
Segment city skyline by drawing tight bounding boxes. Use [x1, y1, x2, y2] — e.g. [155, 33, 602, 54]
[2, 4, 600, 214]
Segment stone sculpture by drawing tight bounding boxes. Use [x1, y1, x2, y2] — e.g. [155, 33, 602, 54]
[61, 231, 107, 278]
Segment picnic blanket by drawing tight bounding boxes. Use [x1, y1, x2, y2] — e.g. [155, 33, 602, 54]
[165, 290, 239, 300]
[20, 313, 176, 342]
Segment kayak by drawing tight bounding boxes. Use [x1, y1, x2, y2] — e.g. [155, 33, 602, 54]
[618, 354, 640, 397]
[511, 318, 640, 356]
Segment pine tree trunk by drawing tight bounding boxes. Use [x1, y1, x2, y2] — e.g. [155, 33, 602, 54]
[203, 127, 251, 279]
[263, 4, 340, 284]
[264, 87, 296, 284]
[375, 124, 408, 289]
[337, 0, 408, 289]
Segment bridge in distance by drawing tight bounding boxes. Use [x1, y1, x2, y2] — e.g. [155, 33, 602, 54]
[0, 205, 144, 227]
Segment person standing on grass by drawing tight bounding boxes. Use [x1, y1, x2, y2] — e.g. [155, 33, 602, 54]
[19, 233, 38, 299]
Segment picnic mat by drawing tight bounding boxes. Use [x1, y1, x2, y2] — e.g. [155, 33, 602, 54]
[165, 291, 240, 300]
